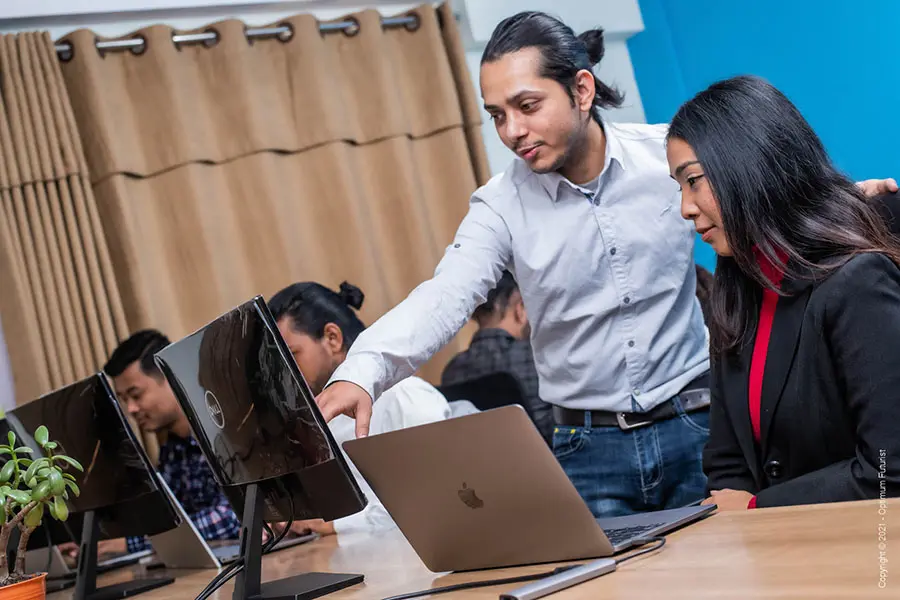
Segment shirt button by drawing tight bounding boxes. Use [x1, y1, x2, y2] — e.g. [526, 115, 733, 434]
[628, 341, 635, 347]
[610, 247, 617, 256]
[623, 297, 631, 305]
[633, 389, 641, 396]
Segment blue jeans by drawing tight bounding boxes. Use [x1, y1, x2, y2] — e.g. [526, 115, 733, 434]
[552, 394, 709, 519]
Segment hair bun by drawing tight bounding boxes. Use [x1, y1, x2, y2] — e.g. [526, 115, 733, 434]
[338, 282, 365, 310]
[577, 28, 606, 66]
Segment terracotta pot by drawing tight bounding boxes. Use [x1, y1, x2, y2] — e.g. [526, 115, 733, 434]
[0, 573, 46, 600]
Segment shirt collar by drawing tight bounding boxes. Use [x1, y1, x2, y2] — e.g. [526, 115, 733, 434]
[472, 328, 517, 343]
[535, 120, 626, 202]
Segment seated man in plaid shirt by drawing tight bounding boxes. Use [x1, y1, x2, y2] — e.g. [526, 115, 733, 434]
[101, 330, 241, 554]
[441, 271, 553, 443]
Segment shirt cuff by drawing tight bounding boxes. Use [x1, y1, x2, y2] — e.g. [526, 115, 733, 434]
[747, 495, 758, 509]
[327, 353, 383, 401]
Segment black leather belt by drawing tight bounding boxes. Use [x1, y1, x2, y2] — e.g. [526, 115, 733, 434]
[552, 377, 711, 431]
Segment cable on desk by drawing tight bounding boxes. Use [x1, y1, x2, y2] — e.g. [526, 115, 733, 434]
[381, 537, 667, 600]
[615, 536, 666, 565]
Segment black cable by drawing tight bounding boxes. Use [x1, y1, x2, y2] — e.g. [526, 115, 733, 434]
[195, 495, 296, 600]
[615, 537, 666, 565]
[381, 566, 579, 600]
[194, 556, 245, 600]
[382, 536, 668, 600]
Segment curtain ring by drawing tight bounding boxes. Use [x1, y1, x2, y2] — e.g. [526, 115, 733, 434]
[404, 13, 421, 32]
[57, 41, 74, 62]
[277, 22, 294, 43]
[202, 28, 219, 48]
[343, 18, 361, 37]
[130, 35, 147, 55]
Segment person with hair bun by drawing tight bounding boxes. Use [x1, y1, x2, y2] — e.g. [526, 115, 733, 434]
[314, 11, 898, 519]
[268, 281, 451, 537]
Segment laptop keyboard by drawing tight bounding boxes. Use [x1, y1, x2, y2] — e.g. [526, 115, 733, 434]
[604, 523, 666, 546]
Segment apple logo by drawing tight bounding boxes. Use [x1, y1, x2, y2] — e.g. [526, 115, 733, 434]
[458, 482, 484, 509]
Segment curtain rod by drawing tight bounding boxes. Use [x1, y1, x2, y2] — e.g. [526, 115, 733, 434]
[54, 14, 423, 61]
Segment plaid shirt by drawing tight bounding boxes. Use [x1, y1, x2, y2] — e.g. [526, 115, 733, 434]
[127, 434, 241, 552]
[441, 328, 554, 441]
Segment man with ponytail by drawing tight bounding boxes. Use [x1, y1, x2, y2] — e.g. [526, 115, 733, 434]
[314, 11, 898, 519]
[269, 281, 451, 536]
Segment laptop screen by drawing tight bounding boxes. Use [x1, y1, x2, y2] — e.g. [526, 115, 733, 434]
[155, 297, 339, 487]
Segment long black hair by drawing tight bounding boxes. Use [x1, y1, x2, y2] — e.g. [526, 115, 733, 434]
[668, 75, 900, 355]
[269, 282, 366, 349]
[481, 11, 623, 124]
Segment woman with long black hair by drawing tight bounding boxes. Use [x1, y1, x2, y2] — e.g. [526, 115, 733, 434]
[667, 75, 900, 510]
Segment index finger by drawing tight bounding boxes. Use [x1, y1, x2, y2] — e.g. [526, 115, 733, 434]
[315, 390, 340, 423]
[355, 400, 372, 439]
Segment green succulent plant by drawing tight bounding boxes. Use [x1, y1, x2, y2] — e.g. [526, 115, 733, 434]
[0, 426, 83, 586]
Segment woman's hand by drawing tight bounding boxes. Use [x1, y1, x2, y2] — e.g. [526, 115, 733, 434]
[702, 488, 755, 511]
[857, 178, 899, 197]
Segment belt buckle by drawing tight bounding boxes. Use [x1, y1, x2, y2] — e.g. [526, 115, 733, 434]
[616, 412, 652, 431]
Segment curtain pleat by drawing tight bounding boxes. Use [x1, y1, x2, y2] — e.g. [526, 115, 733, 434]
[0, 32, 129, 403]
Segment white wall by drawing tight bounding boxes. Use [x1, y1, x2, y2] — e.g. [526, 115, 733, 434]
[0, 317, 14, 413]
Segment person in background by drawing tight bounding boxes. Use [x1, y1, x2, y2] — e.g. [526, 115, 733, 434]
[269, 281, 450, 537]
[441, 271, 553, 442]
[313, 11, 898, 520]
[67, 330, 242, 556]
[668, 75, 900, 510]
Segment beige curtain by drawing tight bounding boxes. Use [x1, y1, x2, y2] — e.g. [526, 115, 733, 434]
[58, 3, 489, 384]
[0, 32, 129, 403]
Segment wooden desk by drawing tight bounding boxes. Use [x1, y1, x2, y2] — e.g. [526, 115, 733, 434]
[49, 499, 898, 599]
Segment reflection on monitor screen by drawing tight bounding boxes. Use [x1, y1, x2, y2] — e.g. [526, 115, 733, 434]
[158, 301, 336, 487]
[7, 374, 159, 513]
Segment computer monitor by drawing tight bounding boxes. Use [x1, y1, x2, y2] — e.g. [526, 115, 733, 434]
[155, 295, 367, 600]
[6, 374, 178, 600]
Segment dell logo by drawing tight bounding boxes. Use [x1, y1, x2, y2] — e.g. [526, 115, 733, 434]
[205, 390, 225, 429]
[457, 482, 484, 509]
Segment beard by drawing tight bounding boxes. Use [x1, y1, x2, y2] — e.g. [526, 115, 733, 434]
[531, 111, 593, 175]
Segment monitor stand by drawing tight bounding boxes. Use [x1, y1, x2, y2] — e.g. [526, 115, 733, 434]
[232, 483, 363, 600]
[73, 511, 174, 600]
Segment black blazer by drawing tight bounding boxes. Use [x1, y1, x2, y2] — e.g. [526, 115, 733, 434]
[705, 250, 900, 508]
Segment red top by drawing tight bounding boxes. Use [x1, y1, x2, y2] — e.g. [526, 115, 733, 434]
[748, 248, 787, 442]
[746, 247, 787, 510]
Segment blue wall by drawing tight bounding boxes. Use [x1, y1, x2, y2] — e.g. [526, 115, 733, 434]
[628, 0, 900, 271]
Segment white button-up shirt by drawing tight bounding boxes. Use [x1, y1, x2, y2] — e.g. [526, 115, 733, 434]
[331, 121, 710, 413]
[329, 377, 450, 534]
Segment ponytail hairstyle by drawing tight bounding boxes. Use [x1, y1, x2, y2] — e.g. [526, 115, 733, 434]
[481, 11, 624, 124]
[268, 281, 366, 350]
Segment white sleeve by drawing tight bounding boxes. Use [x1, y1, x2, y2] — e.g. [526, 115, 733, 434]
[332, 501, 395, 535]
[328, 197, 512, 400]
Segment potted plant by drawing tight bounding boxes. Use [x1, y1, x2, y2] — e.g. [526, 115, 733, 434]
[0, 426, 82, 599]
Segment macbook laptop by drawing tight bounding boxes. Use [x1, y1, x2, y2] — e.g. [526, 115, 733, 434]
[343, 405, 716, 572]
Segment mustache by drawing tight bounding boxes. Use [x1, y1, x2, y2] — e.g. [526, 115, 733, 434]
[514, 141, 542, 153]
